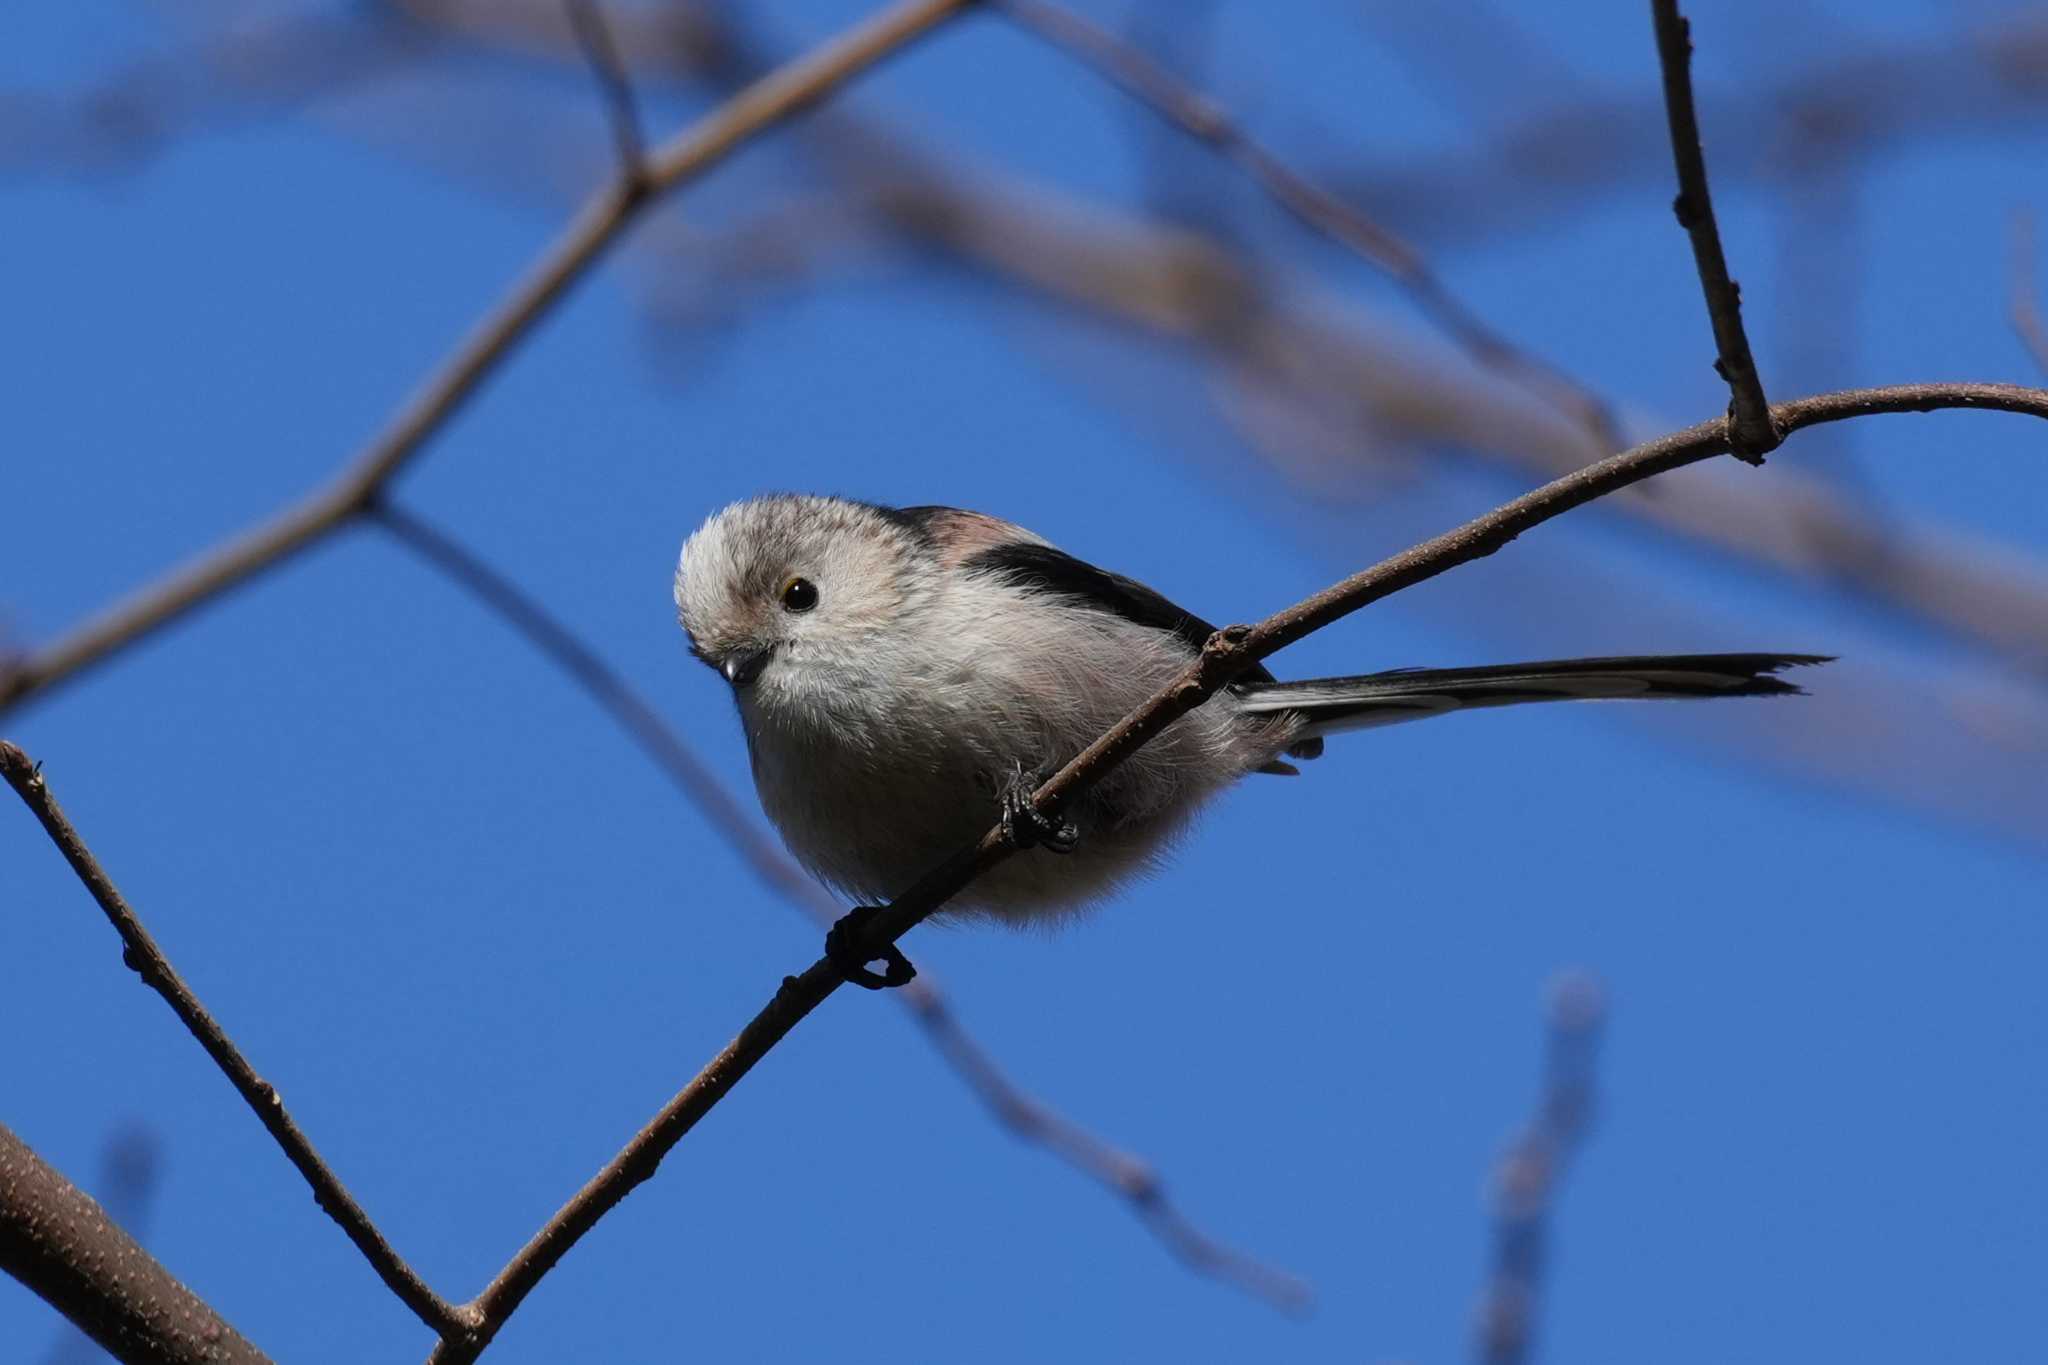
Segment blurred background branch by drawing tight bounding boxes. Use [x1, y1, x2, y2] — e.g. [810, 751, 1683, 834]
[0, 0, 971, 718]
[0, 741, 466, 1338]
[995, 0, 1621, 447]
[2014, 209, 2048, 377]
[1473, 974, 1604, 1365]
[368, 496, 1310, 1312]
[562, 0, 649, 182]
[425, 375, 2048, 1360]
[6, 2, 2047, 1360]
[16, 0, 2048, 835]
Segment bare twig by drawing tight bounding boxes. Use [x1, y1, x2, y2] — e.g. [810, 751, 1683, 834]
[983, 386, 2047, 847]
[424, 964, 839, 1363]
[355, 0, 2048, 691]
[13, 6, 2048, 1351]
[996, 0, 1622, 449]
[1327, 15, 2048, 249]
[431, 378, 2048, 1364]
[0, 0, 976, 721]
[1, 1122, 271, 1365]
[1473, 973, 1605, 1365]
[41, 3, 2048, 685]
[1651, 0, 1779, 462]
[563, 0, 647, 181]
[626, 103, 2048, 682]
[367, 500, 825, 915]
[901, 988, 1312, 1312]
[2012, 210, 2048, 376]
[883, 176, 2048, 672]
[0, 744, 467, 1340]
[365, 500, 1309, 1313]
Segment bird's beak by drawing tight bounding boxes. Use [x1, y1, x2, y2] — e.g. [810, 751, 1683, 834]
[720, 645, 772, 688]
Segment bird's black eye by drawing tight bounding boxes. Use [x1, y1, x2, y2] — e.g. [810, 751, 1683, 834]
[780, 576, 818, 613]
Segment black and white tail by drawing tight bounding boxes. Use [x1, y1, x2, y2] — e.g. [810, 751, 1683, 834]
[1234, 652, 1832, 739]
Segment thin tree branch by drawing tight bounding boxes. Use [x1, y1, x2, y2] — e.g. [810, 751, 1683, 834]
[1, 1122, 272, 1365]
[41, 2, 2048, 686]
[431, 378, 2048, 1364]
[604, 19, 2048, 689]
[995, 0, 1622, 449]
[975, 386, 2048, 860]
[1308, 17, 2048, 253]
[0, 743, 469, 1340]
[1651, 0, 1779, 462]
[295, 0, 2048, 694]
[1474, 972, 1605, 1365]
[2012, 209, 2048, 376]
[366, 499, 826, 915]
[563, 0, 647, 182]
[423, 964, 840, 1363]
[364, 499, 1309, 1313]
[0, 0, 977, 720]
[900, 987, 1312, 1312]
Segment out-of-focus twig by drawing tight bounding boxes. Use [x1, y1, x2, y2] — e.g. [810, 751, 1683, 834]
[1357, 0, 1588, 126]
[1, 1122, 270, 1365]
[366, 502, 825, 915]
[366, 498, 1310, 1313]
[1651, 0, 1778, 462]
[1336, 14, 2048, 247]
[996, 0, 1621, 449]
[29, 5, 2048, 686]
[0, 0, 975, 720]
[653, 159, 2048, 680]
[0, 743, 465, 1340]
[1764, 112, 1866, 470]
[1473, 973, 1604, 1365]
[428, 376, 2048, 1365]
[563, 0, 646, 181]
[906, 990, 1313, 1313]
[2012, 209, 2048, 377]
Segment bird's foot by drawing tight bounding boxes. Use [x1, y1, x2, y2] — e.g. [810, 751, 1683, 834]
[824, 904, 916, 990]
[1000, 763, 1080, 854]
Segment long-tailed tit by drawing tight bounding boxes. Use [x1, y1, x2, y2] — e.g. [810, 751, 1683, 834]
[675, 494, 1828, 986]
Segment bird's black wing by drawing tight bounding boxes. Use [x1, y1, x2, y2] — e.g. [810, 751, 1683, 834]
[958, 541, 1314, 771]
[958, 540, 1270, 680]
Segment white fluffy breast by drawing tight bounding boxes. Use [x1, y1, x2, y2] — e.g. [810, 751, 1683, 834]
[737, 563, 1291, 922]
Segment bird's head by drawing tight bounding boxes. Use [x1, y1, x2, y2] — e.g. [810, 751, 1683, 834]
[674, 494, 928, 696]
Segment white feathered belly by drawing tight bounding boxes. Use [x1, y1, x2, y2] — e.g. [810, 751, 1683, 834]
[740, 645, 1291, 924]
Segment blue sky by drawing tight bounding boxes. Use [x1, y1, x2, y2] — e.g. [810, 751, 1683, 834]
[5, 2, 2047, 1361]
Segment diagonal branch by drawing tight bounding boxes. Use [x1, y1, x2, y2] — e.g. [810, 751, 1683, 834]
[1473, 973, 1605, 1365]
[430, 378, 2048, 1364]
[0, 0, 976, 721]
[997, 0, 1621, 449]
[0, 743, 468, 1340]
[1, 1122, 272, 1365]
[366, 501, 826, 915]
[45, 1, 2048, 689]
[1651, 0, 1779, 462]
[364, 499, 1309, 1313]
[900, 987, 1311, 1312]
[974, 387, 2047, 859]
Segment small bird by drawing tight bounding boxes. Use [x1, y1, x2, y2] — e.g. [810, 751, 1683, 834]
[675, 494, 1827, 985]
